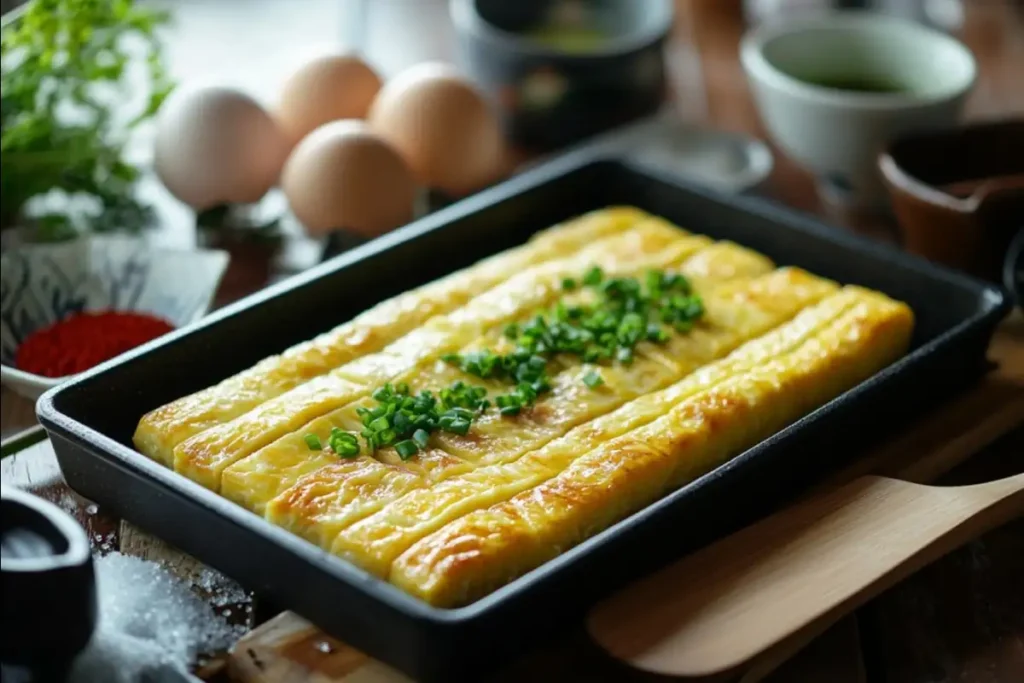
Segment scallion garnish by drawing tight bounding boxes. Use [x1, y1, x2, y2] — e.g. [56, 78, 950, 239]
[304, 266, 705, 461]
[354, 381, 489, 455]
[582, 266, 604, 286]
[394, 440, 419, 460]
[443, 266, 704, 403]
[327, 428, 360, 458]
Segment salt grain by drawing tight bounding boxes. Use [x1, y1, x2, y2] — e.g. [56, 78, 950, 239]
[57, 492, 80, 515]
[68, 553, 245, 683]
[192, 566, 249, 607]
[91, 531, 116, 555]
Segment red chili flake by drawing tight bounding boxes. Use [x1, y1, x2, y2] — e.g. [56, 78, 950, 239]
[15, 310, 175, 377]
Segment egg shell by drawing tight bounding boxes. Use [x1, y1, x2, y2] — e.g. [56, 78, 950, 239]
[154, 86, 288, 210]
[368, 62, 506, 195]
[281, 120, 416, 237]
[275, 53, 382, 144]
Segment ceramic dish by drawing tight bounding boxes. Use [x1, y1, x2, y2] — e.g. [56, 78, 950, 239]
[0, 485, 97, 679]
[879, 118, 1023, 280]
[451, 0, 673, 149]
[741, 11, 976, 207]
[0, 237, 228, 400]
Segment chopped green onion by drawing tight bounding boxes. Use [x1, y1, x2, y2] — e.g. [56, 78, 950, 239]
[357, 379, 489, 451]
[327, 428, 360, 458]
[646, 323, 668, 342]
[645, 270, 663, 296]
[438, 266, 705, 420]
[582, 266, 604, 286]
[395, 440, 419, 460]
[304, 433, 322, 450]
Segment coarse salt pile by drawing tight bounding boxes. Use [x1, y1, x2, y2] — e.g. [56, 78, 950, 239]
[69, 553, 247, 683]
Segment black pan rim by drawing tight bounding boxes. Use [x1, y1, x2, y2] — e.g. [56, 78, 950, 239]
[34, 153, 1012, 677]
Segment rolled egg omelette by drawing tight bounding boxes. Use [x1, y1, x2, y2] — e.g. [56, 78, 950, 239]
[134, 207, 913, 607]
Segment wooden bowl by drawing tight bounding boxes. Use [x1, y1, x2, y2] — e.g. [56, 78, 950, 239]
[879, 119, 1023, 280]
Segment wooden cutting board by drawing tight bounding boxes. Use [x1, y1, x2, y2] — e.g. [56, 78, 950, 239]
[223, 312, 1023, 682]
[586, 473, 1024, 679]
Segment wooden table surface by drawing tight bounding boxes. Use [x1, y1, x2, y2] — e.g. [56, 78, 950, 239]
[2, 1, 1023, 681]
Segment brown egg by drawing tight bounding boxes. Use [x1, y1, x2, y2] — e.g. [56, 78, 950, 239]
[275, 53, 382, 145]
[154, 85, 288, 210]
[368, 63, 506, 196]
[281, 120, 416, 237]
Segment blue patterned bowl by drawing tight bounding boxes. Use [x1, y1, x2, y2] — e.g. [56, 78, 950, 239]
[1, 237, 228, 400]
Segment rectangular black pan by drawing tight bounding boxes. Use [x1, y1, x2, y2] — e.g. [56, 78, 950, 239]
[37, 157, 1010, 682]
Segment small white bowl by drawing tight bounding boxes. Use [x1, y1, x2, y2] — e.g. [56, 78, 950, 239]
[0, 237, 228, 400]
[740, 12, 976, 207]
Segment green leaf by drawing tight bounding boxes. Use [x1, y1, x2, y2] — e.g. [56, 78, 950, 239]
[0, 0, 173, 231]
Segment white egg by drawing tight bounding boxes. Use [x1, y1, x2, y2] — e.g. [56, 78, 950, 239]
[154, 85, 288, 210]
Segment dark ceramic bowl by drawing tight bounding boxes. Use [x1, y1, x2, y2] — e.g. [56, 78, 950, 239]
[879, 119, 1024, 282]
[1, 486, 96, 679]
[450, 0, 673, 150]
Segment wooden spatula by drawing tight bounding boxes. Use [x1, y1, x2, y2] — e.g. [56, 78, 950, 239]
[586, 471, 1024, 680]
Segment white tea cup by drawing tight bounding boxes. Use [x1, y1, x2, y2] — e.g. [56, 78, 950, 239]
[740, 12, 976, 208]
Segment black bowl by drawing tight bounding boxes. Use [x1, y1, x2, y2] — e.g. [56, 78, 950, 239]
[1, 486, 96, 679]
[451, 0, 673, 150]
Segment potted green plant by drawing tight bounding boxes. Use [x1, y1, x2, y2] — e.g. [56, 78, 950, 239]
[1, 0, 173, 242]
